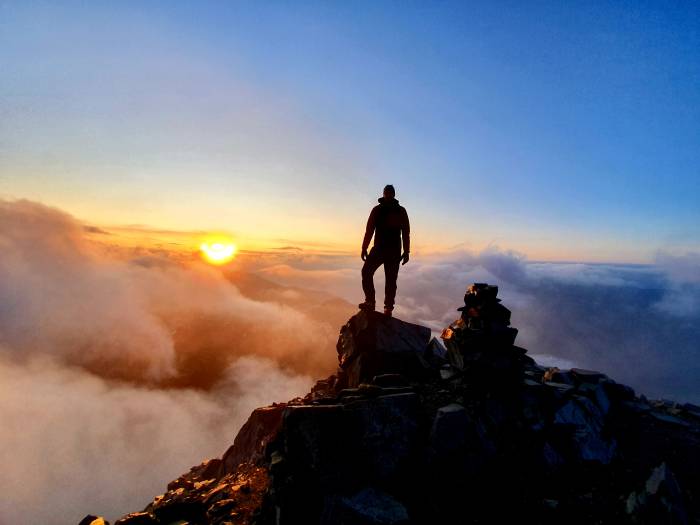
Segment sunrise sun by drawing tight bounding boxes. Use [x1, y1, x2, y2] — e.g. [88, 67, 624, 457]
[200, 238, 237, 265]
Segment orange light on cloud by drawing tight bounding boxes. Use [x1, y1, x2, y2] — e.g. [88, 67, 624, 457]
[200, 237, 237, 265]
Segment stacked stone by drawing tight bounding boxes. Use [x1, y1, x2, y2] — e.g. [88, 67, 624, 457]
[441, 283, 519, 369]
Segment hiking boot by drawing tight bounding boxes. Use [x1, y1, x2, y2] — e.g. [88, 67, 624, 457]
[383, 307, 393, 316]
[358, 301, 375, 311]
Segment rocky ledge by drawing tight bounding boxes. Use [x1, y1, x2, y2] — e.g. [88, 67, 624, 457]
[81, 284, 700, 525]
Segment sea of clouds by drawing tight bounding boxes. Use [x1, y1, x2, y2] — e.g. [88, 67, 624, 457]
[0, 200, 335, 524]
[1, 199, 699, 524]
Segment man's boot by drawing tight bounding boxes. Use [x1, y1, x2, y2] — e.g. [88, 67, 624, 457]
[358, 301, 375, 311]
[383, 306, 393, 316]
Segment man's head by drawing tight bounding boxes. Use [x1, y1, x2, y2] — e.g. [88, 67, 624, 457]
[383, 184, 396, 200]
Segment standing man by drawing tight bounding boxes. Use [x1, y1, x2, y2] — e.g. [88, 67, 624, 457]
[359, 185, 410, 316]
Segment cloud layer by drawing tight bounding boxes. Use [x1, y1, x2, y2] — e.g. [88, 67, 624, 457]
[0, 200, 339, 524]
[1, 199, 698, 524]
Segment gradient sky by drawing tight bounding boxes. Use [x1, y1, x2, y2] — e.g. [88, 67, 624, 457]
[1, 1, 698, 261]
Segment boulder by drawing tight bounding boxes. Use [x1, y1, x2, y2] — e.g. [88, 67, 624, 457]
[282, 404, 349, 485]
[372, 373, 409, 387]
[78, 517, 109, 525]
[681, 403, 700, 420]
[602, 380, 636, 402]
[553, 396, 616, 464]
[151, 490, 207, 525]
[570, 368, 608, 384]
[322, 488, 410, 525]
[578, 382, 612, 417]
[168, 458, 223, 491]
[429, 403, 494, 474]
[337, 310, 434, 388]
[114, 512, 157, 525]
[344, 393, 420, 480]
[426, 337, 448, 367]
[626, 462, 688, 524]
[221, 405, 285, 475]
[282, 394, 420, 484]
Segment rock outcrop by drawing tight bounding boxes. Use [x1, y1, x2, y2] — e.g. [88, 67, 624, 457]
[81, 284, 700, 525]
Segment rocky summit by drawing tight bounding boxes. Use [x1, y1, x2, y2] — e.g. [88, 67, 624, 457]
[81, 284, 700, 525]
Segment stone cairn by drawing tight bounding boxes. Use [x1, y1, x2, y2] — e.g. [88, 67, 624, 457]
[441, 283, 518, 369]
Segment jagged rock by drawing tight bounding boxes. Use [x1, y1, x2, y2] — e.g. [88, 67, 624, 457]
[336, 310, 434, 388]
[553, 396, 616, 464]
[426, 337, 448, 367]
[168, 459, 223, 491]
[429, 403, 494, 474]
[621, 399, 652, 414]
[570, 368, 608, 384]
[282, 393, 420, 485]
[151, 488, 207, 524]
[439, 364, 458, 380]
[626, 462, 688, 524]
[338, 388, 361, 397]
[543, 367, 574, 385]
[221, 405, 285, 475]
[345, 393, 420, 479]
[114, 512, 156, 525]
[305, 376, 340, 404]
[430, 403, 470, 452]
[682, 402, 700, 414]
[542, 441, 565, 468]
[206, 497, 237, 521]
[578, 382, 612, 417]
[372, 373, 409, 387]
[650, 411, 691, 428]
[376, 386, 415, 396]
[79, 516, 109, 525]
[322, 488, 410, 525]
[357, 383, 384, 396]
[282, 404, 348, 484]
[603, 380, 636, 402]
[545, 381, 575, 394]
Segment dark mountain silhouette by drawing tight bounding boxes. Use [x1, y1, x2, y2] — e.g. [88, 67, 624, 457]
[81, 284, 700, 525]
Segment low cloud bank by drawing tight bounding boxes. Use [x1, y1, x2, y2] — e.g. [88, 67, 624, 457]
[0, 200, 338, 385]
[2, 199, 698, 523]
[0, 354, 310, 525]
[0, 200, 334, 524]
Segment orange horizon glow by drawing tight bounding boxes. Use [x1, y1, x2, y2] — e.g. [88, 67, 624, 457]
[76, 217, 653, 266]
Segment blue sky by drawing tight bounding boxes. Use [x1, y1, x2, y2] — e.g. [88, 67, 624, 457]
[1, 1, 698, 261]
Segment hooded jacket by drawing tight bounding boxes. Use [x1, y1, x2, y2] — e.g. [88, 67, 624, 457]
[362, 197, 410, 254]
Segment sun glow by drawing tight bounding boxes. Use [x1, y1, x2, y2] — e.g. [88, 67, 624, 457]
[200, 238, 237, 265]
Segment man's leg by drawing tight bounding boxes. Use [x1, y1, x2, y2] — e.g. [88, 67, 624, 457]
[361, 248, 383, 307]
[383, 252, 401, 312]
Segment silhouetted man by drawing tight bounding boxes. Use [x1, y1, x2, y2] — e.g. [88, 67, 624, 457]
[359, 185, 410, 316]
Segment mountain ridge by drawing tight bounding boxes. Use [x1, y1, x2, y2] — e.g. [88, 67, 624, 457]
[80, 284, 700, 525]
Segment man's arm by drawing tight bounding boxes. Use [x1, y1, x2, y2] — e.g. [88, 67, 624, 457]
[361, 207, 377, 258]
[401, 208, 410, 255]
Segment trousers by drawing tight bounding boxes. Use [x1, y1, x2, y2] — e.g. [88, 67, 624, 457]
[361, 246, 401, 308]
